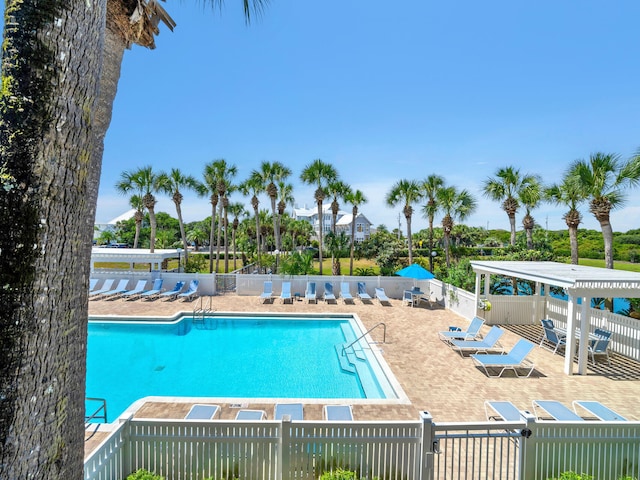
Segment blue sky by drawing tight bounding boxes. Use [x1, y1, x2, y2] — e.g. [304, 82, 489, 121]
[94, 0, 640, 234]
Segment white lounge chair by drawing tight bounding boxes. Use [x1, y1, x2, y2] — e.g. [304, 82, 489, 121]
[185, 404, 219, 420]
[532, 400, 583, 421]
[120, 280, 148, 300]
[340, 282, 354, 304]
[138, 278, 163, 301]
[275, 403, 303, 420]
[305, 282, 317, 303]
[280, 281, 292, 304]
[178, 280, 199, 301]
[449, 326, 504, 357]
[357, 282, 372, 302]
[438, 317, 485, 342]
[97, 279, 130, 300]
[374, 287, 390, 305]
[323, 405, 353, 421]
[471, 339, 536, 378]
[89, 279, 115, 298]
[572, 400, 627, 421]
[484, 401, 524, 422]
[235, 409, 266, 420]
[324, 282, 336, 302]
[259, 281, 273, 303]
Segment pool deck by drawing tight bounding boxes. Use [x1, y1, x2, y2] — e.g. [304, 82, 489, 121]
[86, 293, 640, 455]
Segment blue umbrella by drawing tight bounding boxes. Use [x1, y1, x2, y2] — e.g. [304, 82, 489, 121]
[395, 263, 435, 280]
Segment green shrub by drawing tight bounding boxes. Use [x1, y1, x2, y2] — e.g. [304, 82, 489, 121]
[125, 469, 164, 480]
[548, 472, 593, 480]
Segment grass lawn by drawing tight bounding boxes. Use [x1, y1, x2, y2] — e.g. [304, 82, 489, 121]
[313, 258, 379, 276]
[578, 258, 640, 272]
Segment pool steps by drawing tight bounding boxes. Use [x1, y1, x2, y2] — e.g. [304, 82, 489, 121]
[335, 324, 384, 398]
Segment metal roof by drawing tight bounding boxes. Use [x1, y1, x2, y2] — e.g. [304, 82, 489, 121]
[470, 260, 640, 297]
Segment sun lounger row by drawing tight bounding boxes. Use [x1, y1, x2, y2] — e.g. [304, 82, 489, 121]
[89, 278, 199, 301]
[184, 403, 353, 421]
[259, 281, 392, 305]
[439, 317, 536, 378]
[485, 400, 626, 422]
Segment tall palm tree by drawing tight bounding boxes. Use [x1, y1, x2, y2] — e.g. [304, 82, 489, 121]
[326, 180, 351, 234]
[300, 159, 338, 275]
[437, 186, 478, 268]
[421, 174, 445, 272]
[227, 202, 247, 271]
[157, 168, 199, 261]
[546, 172, 587, 265]
[518, 176, 543, 249]
[568, 152, 640, 269]
[116, 166, 160, 252]
[344, 189, 367, 275]
[200, 161, 220, 273]
[482, 167, 538, 246]
[116, 172, 145, 248]
[239, 172, 265, 268]
[211, 160, 237, 273]
[254, 161, 291, 252]
[386, 179, 423, 264]
[277, 180, 295, 250]
[129, 194, 145, 248]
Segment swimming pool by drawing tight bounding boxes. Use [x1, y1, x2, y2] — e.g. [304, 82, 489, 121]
[86, 313, 403, 421]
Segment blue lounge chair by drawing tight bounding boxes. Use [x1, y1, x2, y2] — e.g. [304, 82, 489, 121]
[471, 339, 536, 378]
[159, 281, 185, 301]
[532, 400, 584, 421]
[323, 405, 353, 421]
[357, 282, 372, 302]
[438, 317, 485, 342]
[98, 279, 130, 300]
[449, 326, 504, 356]
[235, 409, 266, 420]
[374, 287, 390, 305]
[280, 281, 292, 304]
[89, 278, 99, 292]
[484, 401, 524, 422]
[275, 403, 303, 420]
[588, 328, 612, 365]
[120, 280, 148, 300]
[305, 282, 317, 303]
[340, 282, 354, 304]
[185, 404, 219, 419]
[89, 279, 115, 298]
[324, 282, 336, 302]
[572, 400, 627, 421]
[178, 280, 199, 301]
[259, 281, 273, 303]
[139, 278, 163, 300]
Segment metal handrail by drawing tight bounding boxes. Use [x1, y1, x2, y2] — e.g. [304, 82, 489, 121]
[85, 397, 107, 424]
[342, 322, 386, 355]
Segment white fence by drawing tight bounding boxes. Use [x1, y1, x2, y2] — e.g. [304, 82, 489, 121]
[84, 414, 640, 480]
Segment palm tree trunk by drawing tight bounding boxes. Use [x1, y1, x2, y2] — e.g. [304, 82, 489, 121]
[215, 202, 223, 272]
[253, 206, 261, 270]
[568, 225, 579, 265]
[444, 232, 451, 268]
[209, 204, 216, 273]
[428, 217, 434, 272]
[406, 214, 413, 264]
[509, 212, 517, 246]
[349, 207, 357, 275]
[148, 207, 157, 253]
[175, 200, 189, 260]
[224, 211, 230, 273]
[0, 1, 104, 477]
[600, 218, 615, 269]
[232, 229, 237, 271]
[271, 196, 279, 251]
[317, 201, 324, 275]
[525, 227, 533, 250]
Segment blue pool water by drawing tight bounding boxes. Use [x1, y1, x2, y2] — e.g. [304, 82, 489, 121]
[86, 315, 394, 421]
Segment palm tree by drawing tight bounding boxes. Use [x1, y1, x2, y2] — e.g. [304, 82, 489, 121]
[437, 186, 478, 268]
[344, 189, 367, 275]
[200, 162, 220, 273]
[518, 176, 543, 249]
[325, 231, 351, 275]
[326, 180, 351, 234]
[227, 202, 247, 271]
[568, 152, 640, 269]
[186, 224, 209, 252]
[421, 174, 445, 272]
[483, 167, 538, 246]
[116, 172, 146, 248]
[255, 161, 291, 252]
[300, 159, 338, 275]
[546, 173, 587, 265]
[386, 179, 423, 264]
[211, 160, 237, 273]
[157, 168, 199, 261]
[116, 166, 160, 252]
[277, 180, 295, 249]
[129, 194, 145, 248]
[239, 172, 265, 269]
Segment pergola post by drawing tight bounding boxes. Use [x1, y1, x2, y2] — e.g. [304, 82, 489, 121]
[564, 292, 578, 375]
[474, 272, 482, 313]
[577, 296, 590, 374]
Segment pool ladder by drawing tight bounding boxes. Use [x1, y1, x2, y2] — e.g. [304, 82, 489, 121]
[85, 397, 107, 425]
[341, 322, 386, 356]
[193, 296, 215, 328]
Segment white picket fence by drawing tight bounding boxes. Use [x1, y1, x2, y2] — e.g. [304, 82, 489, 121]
[84, 413, 640, 480]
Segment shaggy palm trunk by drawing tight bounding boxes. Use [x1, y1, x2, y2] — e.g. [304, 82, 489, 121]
[147, 203, 157, 253]
[316, 198, 324, 275]
[209, 195, 217, 273]
[0, 1, 104, 478]
[568, 226, 579, 265]
[404, 205, 413, 265]
[508, 212, 517, 246]
[174, 195, 189, 261]
[428, 216, 435, 272]
[269, 191, 279, 251]
[598, 218, 614, 270]
[223, 203, 230, 273]
[252, 199, 261, 269]
[349, 207, 357, 275]
[215, 198, 224, 273]
[133, 211, 143, 248]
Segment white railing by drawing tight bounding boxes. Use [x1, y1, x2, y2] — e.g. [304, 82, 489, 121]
[84, 414, 640, 480]
[483, 294, 547, 326]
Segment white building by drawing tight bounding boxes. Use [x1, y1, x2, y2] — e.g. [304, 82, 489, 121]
[93, 209, 137, 240]
[293, 203, 372, 243]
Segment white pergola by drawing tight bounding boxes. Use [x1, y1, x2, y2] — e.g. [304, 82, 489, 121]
[90, 247, 181, 272]
[470, 261, 640, 375]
